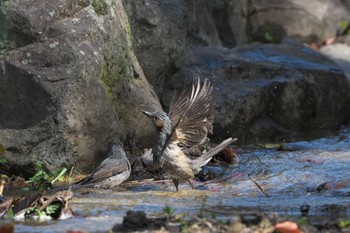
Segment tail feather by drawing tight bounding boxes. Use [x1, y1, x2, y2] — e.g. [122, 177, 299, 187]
[190, 137, 238, 173]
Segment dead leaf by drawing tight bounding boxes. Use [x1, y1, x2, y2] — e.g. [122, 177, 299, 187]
[73, 175, 87, 182]
[222, 147, 238, 164]
[323, 37, 335, 46]
[14, 190, 74, 220]
[0, 198, 13, 217]
[309, 42, 319, 51]
[275, 221, 302, 233]
[0, 223, 14, 233]
[8, 176, 27, 188]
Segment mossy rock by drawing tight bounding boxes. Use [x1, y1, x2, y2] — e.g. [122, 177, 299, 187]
[92, 0, 108, 16]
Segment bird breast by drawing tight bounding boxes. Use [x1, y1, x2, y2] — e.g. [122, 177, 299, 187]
[161, 143, 194, 180]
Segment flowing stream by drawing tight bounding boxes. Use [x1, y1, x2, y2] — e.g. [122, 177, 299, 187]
[5, 129, 350, 232]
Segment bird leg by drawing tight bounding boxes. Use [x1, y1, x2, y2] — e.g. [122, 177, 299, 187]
[188, 179, 195, 189]
[172, 178, 179, 191]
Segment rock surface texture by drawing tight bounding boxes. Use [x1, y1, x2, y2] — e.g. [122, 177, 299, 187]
[320, 43, 350, 80]
[0, 0, 350, 176]
[123, 0, 187, 95]
[0, 0, 161, 176]
[247, 0, 350, 43]
[162, 42, 350, 142]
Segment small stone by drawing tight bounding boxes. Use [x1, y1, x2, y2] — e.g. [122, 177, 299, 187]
[122, 210, 149, 229]
[300, 203, 310, 216]
[166, 222, 182, 232]
[240, 213, 262, 226]
[230, 221, 246, 233]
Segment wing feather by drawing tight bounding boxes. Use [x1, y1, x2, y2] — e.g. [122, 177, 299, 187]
[168, 78, 214, 148]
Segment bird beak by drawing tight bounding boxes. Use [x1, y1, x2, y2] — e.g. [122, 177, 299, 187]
[141, 110, 151, 117]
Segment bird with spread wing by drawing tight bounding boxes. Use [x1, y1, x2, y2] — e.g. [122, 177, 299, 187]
[142, 78, 237, 191]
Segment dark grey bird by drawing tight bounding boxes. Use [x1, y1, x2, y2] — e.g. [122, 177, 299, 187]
[75, 143, 131, 189]
[142, 78, 237, 191]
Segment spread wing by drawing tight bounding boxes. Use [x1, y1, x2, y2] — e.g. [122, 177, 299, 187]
[168, 78, 214, 148]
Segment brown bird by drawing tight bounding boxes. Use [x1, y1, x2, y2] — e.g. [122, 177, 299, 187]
[75, 143, 131, 188]
[142, 78, 237, 191]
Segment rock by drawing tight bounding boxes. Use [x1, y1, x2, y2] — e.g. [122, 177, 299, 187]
[184, 0, 248, 47]
[230, 221, 246, 233]
[113, 210, 166, 232]
[247, 0, 350, 43]
[122, 210, 149, 229]
[320, 43, 350, 80]
[158, 0, 350, 50]
[162, 42, 350, 143]
[120, 0, 350, 109]
[240, 213, 262, 226]
[0, 0, 161, 176]
[123, 0, 187, 94]
[2, 0, 350, 177]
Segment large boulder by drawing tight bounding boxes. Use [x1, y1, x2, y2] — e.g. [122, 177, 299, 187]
[162, 41, 350, 143]
[247, 0, 350, 43]
[182, 0, 350, 47]
[0, 0, 161, 176]
[123, 0, 187, 95]
[184, 0, 248, 47]
[320, 43, 350, 80]
[121, 0, 350, 111]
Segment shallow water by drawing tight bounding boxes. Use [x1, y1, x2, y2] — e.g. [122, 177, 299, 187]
[5, 129, 350, 232]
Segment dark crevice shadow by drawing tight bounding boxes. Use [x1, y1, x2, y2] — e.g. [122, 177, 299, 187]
[0, 63, 53, 129]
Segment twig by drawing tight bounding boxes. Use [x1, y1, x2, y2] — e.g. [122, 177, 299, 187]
[67, 166, 75, 184]
[121, 178, 172, 187]
[38, 195, 57, 211]
[0, 180, 5, 195]
[248, 174, 269, 197]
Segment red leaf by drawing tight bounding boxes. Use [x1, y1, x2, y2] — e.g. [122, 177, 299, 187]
[275, 221, 302, 233]
[0, 223, 14, 233]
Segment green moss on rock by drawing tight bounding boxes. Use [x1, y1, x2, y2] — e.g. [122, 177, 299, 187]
[101, 42, 133, 90]
[92, 0, 108, 16]
[100, 42, 135, 126]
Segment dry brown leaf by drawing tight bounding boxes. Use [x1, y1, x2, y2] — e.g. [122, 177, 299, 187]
[0, 223, 14, 233]
[275, 221, 302, 233]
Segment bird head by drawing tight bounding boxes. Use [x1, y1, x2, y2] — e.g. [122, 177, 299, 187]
[141, 110, 170, 128]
